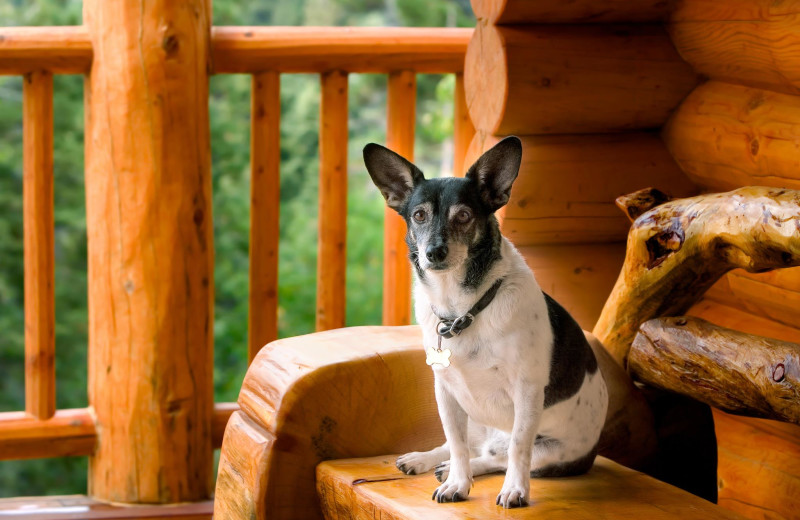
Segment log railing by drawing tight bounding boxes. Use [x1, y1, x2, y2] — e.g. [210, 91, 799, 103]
[0, 21, 473, 504]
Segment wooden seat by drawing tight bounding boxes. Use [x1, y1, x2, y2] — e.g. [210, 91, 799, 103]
[317, 455, 744, 519]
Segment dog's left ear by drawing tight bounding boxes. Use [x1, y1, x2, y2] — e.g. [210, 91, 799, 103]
[363, 143, 425, 213]
[466, 136, 522, 212]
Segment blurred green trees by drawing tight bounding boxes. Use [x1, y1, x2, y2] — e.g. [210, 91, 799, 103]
[0, 0, 472, 498]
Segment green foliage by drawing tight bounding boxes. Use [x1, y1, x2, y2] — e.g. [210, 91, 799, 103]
[0, 0, 473, 497]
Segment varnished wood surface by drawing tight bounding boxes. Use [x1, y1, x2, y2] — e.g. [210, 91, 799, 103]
[0, 408, 95, 460]
[630, 317, 800, 425]
[214, 326, 443, 520]
[316, 70, 349, 331]
[23, 69, 55, 421]
[0, 495, 212, 519]
[248, 72, 281, 360]
[317, 456, 746, 519]
[594, 187, 800, 368]
[464, 23, 697, 134]
[664, 81, 800, 192]
[452, 73, 475, 178]
[0, 26, 92, 75]
[382, 71, 415, 327]
[83, 0, 214, 503]
[211, 27, 471, 74]
[471, 0, 673, 24]
[468, 133, 696, 246]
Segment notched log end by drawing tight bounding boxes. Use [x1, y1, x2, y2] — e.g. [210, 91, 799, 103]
[616, 188, 671, 223]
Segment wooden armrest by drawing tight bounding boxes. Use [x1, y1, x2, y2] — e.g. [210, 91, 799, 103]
[214, 325, 443, 520]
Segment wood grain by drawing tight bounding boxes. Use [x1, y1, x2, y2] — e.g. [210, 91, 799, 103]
[464, 23, 697, 134]
[0, 495, 213, 519]
[317, 456, 746, 519]
[594, 187, 800, 368]
[83, 0, 214, 503]
[0, 26, 92, 75]
[212, 402, 238, 449]
[452, 73, 474, 178]
[0, 408, 96, 460]
[214, 326, 443, 520]
[382, 71, 415, 327]
[249, 71, 281, 360]
[23, 69, 55, 421]
[471, 0, 674, 24]
[211, 27, 471, 74]
[518, 244, 626, 330]
[664, 81, 800, 192]
[316, 70, 348, 331]
[630, 317, 800, 425]
[467, 132, 695, 246]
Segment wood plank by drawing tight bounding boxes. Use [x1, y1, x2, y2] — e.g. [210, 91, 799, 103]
[23, 69, 55, 421]
[452, 73, 474, 177]
[382, 71, 415, 327]
[211, 27, 471, 74]
[317, 455, 747, 519]
[713, 410, 800, 520]
[465, 24, 698, 134]
[248, 71, 281, 360]
[316, 70, 348, 331]
[0, 409, 96, 460]
[0, 495, 212, 519]
[664, 81, 800, 191]
[469, 133, 695, 246]
[83, 0, 214, 503]
[471, 0, 673, 24]
[0, 26, 92, 75]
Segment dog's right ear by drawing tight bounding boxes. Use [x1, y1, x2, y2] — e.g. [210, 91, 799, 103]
[363, 143, 425, 213]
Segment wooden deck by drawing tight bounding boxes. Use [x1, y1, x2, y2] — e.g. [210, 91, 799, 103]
[0, 496, 212, 519]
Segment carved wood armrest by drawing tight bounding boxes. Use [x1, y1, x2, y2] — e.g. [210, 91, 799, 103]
[214, 325, 443, 520]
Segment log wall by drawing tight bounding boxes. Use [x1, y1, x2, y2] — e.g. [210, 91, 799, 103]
[467, 0, 800, 518]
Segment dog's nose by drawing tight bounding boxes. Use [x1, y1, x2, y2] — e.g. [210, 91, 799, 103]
[426, 243, 448, 263]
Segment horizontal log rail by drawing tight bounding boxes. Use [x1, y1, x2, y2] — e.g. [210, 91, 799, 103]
[0, 403, 238, 461]
[0, 26, 472, 75]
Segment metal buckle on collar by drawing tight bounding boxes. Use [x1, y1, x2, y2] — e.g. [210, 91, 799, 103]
[450, 313, 474, 335]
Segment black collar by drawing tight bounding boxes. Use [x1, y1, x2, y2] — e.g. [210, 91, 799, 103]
[431, 278, 504, 340]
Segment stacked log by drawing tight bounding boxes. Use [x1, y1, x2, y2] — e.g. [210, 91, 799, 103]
[464, 2, 698, 328]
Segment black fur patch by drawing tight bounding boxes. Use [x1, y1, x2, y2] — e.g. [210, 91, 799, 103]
[462, 216, 502, 290]
[542, 293, 598, 409]
[530, 442, 598, 478]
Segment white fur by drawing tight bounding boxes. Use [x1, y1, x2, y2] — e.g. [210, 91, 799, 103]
[403, 237, 609, 508]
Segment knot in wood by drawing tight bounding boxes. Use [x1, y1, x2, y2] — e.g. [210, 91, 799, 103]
[773, 363, 785, 383]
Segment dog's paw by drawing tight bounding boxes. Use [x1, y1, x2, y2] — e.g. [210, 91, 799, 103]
[495, 481, 530, 509]
[434, 461, 450, 482]
[396, 452, 437, 476]
[432, 477, 471, 503]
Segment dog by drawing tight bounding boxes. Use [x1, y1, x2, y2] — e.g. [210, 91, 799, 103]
[363, 136, 609, 508]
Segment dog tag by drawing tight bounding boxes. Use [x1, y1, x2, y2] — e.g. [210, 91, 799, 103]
[426, 347, 452, 368]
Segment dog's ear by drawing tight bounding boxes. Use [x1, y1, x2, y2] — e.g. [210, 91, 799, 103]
[363, 143, 425, 213]
[466, 136, 522, 212]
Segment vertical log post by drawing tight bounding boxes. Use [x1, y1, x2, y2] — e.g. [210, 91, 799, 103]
[382, 70, 415, 326]
[23, 70, 55, 420]
[83, 0, 214, 503]
[249, 71, 281, 361]
[452, 72, 475, 177]
[317, 70, 348, 331]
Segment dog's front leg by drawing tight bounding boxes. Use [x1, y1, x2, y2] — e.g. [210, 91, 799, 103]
[497, 383, 543, 508]
[431, 377, 471, 503]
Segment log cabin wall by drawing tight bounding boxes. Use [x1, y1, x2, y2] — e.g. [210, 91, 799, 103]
[466, 1, 800, 519]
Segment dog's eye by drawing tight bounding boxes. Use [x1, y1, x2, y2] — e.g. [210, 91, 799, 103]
[455, 210, 472, 223]
[413, 209, 427, 223]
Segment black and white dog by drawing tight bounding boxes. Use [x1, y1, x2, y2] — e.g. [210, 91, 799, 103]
[363, 137, 609, 508]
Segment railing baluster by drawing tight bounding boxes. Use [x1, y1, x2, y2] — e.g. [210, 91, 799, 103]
[453, 72, 475, 177]
[249, 71, 281, 361]
[382, 70, 416, 326]
[23, 70, 55, 420]
[316, 70, 349, 331]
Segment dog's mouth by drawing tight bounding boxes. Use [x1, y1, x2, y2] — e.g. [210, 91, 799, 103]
[427, 261, 450, 271]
